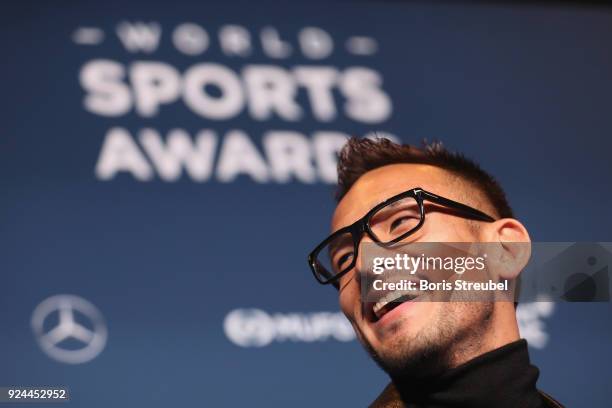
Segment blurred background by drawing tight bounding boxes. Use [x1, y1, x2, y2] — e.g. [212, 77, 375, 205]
[1, 0, 612, 406]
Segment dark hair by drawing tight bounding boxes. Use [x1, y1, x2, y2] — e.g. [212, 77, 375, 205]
[336, 137, 513, 219]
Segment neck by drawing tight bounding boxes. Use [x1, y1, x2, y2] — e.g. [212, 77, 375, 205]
[388, 339, 542, 408]
[447, 302, 521, 369]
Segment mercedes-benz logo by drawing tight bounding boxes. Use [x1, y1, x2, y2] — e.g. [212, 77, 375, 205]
[31, 295, 108, 364]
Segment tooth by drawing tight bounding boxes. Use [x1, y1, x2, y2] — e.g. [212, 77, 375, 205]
[373, 288, 423, 319]
[373, 291, 402, 318]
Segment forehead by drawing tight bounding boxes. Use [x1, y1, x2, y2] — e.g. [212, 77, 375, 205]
[331, 163, 454, 231]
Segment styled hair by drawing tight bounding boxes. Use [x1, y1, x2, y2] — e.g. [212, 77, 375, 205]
[336, 137, 513, 219]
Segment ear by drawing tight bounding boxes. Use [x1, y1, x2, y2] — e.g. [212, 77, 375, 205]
[479, 218, 531, 280]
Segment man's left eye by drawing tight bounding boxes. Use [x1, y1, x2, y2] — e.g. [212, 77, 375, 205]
[390, 216, 417, 232]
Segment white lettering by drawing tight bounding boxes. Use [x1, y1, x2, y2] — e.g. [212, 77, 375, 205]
[294, 66, 338, 121]
[80, 60, 132, 116]
[340, 67, 392, 123]
[299, 27, 333, 59]
[139, 128, 217, 181]
[95, 127, 152, 180]
[216, 130, 269, 182]
[263, 131, 315, 183]
[183, 63, 245, 119]
[172, 23, 209, 56]
[116, 21, 161, 53]
[312, 131, 349, 183]
[260, 27, 292, 59]
[219, 25, 251, 57]
[243, 65, 301, 121]
[130, 62, 181, 116]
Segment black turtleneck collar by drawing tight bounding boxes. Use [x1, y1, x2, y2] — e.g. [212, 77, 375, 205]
[370, 339, 556, 408]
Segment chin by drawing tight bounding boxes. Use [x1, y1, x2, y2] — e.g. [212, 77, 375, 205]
[359, 303, 458, 377]
[363, 301, 494, 378]
[372, 323, 449, 377]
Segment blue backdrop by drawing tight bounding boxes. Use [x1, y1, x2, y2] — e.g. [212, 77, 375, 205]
[2, 1, 612, 406]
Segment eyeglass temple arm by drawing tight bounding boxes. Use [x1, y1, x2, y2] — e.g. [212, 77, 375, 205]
[419, 191, 496, 222]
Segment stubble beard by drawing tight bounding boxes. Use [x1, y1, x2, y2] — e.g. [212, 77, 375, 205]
[362, 302, 494, 379]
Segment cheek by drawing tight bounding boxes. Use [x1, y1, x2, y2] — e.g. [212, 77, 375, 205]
[338, 284, 360, 321]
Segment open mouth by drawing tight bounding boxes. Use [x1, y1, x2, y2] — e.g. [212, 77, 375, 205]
[371, 290, 423, 321]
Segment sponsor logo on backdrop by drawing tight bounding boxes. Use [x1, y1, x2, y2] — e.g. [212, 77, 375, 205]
[74, 22, 398, 183]
[224, 304, 555, 349]
[223, 308, 355, 347]
[31, 295, 108, 364]
[516, 301, 555, 349]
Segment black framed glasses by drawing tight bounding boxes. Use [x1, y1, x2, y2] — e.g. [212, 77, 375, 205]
[307, 187, 496, 285]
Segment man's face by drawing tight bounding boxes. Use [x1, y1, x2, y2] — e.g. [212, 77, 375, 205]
[332, 163, 494, 376]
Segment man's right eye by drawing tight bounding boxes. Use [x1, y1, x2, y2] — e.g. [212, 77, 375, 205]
[335, 251, 354, 270]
